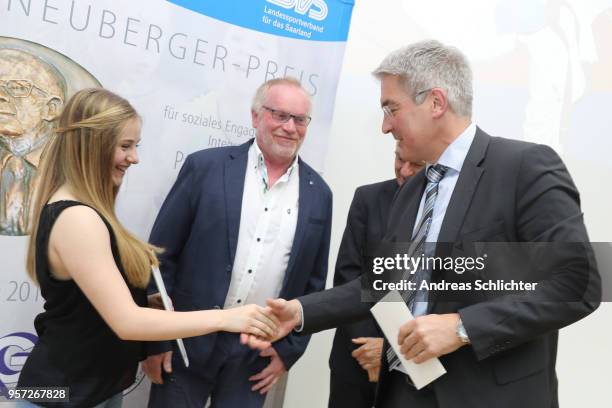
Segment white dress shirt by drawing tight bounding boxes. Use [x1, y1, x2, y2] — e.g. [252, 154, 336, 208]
[411, 122, 477, 316]
[224, 141, 300, 308]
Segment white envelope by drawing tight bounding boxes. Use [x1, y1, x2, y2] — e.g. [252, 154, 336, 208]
[151, 266, 190, 368]
[370, 290, 446, 389]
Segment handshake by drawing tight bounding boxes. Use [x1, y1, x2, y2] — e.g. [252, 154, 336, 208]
[146, 293, 301, 346]
[239, 298, 467, 371]
[239, 298, 383, 383]
[146, 294, 467, 389]
[237, 298, 303, 350]
[143, 296, 303, 387]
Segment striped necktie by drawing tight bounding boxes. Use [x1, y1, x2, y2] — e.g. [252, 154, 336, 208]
[387, 163, 448, 373]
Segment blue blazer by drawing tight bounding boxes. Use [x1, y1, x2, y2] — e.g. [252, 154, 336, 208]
[148, 139, 332, 370]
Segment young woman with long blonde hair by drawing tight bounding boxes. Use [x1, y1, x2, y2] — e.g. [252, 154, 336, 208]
[16, 88, 277, 408]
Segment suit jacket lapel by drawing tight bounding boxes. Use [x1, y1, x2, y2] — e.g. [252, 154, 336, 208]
[389, 170, 426, 243]
[377, 180, 398, 230]
[428, 129, 489, 312]
[224, 140, 252, 264]
[436, 128, 489, 247]
[281, 158, 313, 291]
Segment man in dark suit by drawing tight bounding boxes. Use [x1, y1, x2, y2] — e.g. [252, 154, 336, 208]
[329, 146, 423, 407]
[247, 40, 600, 408]
[144, 77, 332, 408]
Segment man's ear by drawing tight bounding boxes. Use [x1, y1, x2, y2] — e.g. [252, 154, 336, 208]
[251, 109, 260, 128]
[430, 88, 448, 119]
[42, 96, 63, 122]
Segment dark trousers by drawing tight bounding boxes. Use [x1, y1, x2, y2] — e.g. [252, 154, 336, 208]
[376, 370, 438, 408]
[148, 333, 267, 408]
[328, 371, 376, 408]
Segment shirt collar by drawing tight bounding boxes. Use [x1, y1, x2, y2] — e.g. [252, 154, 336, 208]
[250, 140, 299, 192]
[433, 122, 476, 174]
[253, 140, 298, 175]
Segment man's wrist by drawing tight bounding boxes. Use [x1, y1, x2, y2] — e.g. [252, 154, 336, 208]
[294, 300, 304, 332]
[456, 316, 471, 344]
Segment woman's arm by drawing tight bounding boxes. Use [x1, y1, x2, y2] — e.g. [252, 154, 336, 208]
[48, 205, 277, 341]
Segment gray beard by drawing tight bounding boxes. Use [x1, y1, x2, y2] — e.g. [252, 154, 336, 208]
[0, 121, 53, 157]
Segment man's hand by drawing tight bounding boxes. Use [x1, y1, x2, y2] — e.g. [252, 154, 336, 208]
[266, 298, 302, 338]
[366, 366, 380, 383]
[142, 351, 172, 384]
[241, 298, 302, 349]
[398, 313, 464, 364]
[352, 337, 383, 383]
[249, 347, 287, 394]
[351, 337, 383, 370]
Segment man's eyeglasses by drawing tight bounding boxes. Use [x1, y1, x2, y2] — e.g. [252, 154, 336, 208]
[0, 79, 50, 99]
[262, 106, 312, 127]
[382, 88, 433, 118]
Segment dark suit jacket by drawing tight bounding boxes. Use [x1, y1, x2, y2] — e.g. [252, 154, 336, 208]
[329, 179, 397, 381]
[299, 128, 601, 408]
[148, 139, 332, 370]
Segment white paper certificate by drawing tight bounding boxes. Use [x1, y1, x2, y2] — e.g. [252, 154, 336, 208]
[370, 290, 446, 389]
[151, 266, 190, 368]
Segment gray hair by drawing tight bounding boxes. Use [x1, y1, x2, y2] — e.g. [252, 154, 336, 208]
[373, 40, 473, 117]
[251, 77, 312, 114]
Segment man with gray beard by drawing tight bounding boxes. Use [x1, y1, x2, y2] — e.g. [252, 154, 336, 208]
[0, 48, 65, 236]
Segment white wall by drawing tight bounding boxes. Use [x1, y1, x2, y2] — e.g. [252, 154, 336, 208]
[284, 0, 612, 406]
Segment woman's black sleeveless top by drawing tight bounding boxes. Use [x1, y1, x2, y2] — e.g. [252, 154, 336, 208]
[18, 201, 147, 407]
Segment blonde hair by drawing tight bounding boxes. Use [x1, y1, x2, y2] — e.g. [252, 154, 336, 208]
[27, 88, 159, 288]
